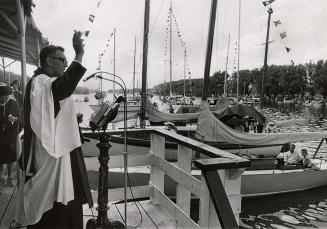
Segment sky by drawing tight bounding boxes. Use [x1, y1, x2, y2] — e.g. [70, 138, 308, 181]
[7, 0, 327, 90]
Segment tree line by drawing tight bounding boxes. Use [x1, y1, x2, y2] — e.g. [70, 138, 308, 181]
[152, 60, 327, 100]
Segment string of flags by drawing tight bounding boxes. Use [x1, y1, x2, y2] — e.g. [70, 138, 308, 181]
[83, 0, 102, 37]
[163, 7, 192, 83]
[262, 0, 275, 7]
[262, 0, 294, 65]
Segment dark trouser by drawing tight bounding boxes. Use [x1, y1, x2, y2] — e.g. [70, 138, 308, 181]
[27, 200, 83, 229]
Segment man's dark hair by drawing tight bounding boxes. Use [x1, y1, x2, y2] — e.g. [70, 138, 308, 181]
[39, 45, 65, 68]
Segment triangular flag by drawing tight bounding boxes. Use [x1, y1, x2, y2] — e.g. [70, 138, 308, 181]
[97, 0, 102, 8]
[280, 32, 287, 39]
[291, 60, 294, 65]
[89, 14, 95, 23]
[84, 31, 90, 37]
[285, 47, 291, 52]
[273, 20, 281, 27]
[262, 0, 275, 6]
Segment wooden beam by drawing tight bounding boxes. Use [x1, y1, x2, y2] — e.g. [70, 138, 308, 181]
[153, 154, 202, 197]
[153, 186, 200, 229]
[194, 157, 250, 171]
[176, 145, 192, 217]
[203, 170, 239, 229]
[152, 128, 246, 160]
[150, 133, 165, 204]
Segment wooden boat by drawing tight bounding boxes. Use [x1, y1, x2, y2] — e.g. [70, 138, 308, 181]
[82, 102, 327, 158]
[85, 146, 327, 198]
[241, 160, 327, 197]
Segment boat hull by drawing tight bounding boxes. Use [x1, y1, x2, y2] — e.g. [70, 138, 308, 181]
[85, 158, 327, 198]
[82, 131, 283, 158]
[241, 166, 327, 197]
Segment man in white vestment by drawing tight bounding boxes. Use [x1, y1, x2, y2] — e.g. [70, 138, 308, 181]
[18, 31, 93, 229]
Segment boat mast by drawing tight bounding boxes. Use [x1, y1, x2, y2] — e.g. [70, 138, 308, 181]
[260, 7, 273, 108]
[183, 49, 186, 97]
[133, 36, 136, 98]
[202, 0, 218, 101]
[237, 0, 241, 102]
[140, 0, 150, 128]
[113, 27, 116, 101]
[169, 0, 173, 97]
[224, 34, 230, 98]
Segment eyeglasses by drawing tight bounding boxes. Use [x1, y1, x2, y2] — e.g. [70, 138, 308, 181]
[49, 56, 67, 65]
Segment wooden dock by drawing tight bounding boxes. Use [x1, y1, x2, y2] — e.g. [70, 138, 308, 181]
[1, 128, 250, 228]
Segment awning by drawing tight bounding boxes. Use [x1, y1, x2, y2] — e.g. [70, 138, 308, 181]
[0, 0, 47, 66]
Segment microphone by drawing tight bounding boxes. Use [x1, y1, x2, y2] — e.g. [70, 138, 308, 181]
[83, 73, 96, 82]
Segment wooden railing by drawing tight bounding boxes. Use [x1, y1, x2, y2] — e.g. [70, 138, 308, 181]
[87, 128, 250, 228]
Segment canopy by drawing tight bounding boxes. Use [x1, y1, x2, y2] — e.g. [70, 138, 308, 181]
[216, 104, 266, 124]
[0, 0, 48, 67]
[196, 104, 327, 146]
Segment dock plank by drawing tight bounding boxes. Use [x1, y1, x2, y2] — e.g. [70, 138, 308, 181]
[83, 200, 177, 229]
[0, 185, 17, 228]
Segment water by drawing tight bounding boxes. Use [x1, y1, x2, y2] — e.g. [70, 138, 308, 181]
[73, 95, 327, 228]
[241, 103, 327, 229]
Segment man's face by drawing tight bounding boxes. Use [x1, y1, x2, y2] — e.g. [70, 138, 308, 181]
[48, 50, 68, 76]
[0, 95, 9, 105]
[290, 145, 295, 152]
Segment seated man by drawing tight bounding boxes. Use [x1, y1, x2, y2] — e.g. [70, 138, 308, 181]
[284, 143, 303, 165]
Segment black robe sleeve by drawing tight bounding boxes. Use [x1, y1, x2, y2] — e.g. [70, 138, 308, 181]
[51, 61, 86, 117]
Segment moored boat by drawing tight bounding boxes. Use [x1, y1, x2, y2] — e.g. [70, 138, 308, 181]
[241, 159, 327, 197]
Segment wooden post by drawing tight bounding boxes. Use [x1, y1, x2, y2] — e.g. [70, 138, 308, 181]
[176, 144, 192, 217]
[260, 7, 273, 108]
[199, 174, 211, 228]
[150, 133, 165, 204]
[140, 0, 150, 127]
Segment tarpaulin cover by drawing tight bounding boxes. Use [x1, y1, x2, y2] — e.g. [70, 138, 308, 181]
[196, 103, 327, 145]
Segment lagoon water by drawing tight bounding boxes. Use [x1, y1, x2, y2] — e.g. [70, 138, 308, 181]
[241, 103, 327, 229]
[73, 94, 327, 228]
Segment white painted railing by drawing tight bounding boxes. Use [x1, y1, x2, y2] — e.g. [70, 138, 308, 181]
[87, 128, 249, 228]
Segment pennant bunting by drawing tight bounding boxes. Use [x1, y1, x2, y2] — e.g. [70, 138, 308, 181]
[273, 20, 281, 27]
[285, 47, 291, 52]
[280, 32, 287, 39]
[262, 0, 275, 6]
[97, 0, 102, 8]
[89, 14, 95, 23]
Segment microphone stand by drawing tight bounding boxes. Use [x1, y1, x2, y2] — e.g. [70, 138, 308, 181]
[85, 72, 128, 229]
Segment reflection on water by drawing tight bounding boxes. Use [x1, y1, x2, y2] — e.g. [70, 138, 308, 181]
[241, 103, 327, 229]
[241, 185, 327, 229]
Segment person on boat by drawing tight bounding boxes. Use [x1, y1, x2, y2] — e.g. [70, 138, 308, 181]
[284, 143, 303, 166]
[266, 121, 277, 133]
[0, 83, 21, 188]
[169, 104, 174, 114]
[301, 148, 319, 170]
[17, 31, 93, 228]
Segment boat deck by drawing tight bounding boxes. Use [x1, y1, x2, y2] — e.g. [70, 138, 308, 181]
[0, 186, 176, 228]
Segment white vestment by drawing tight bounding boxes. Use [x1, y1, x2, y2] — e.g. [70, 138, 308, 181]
[16, 74, 81, 225]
